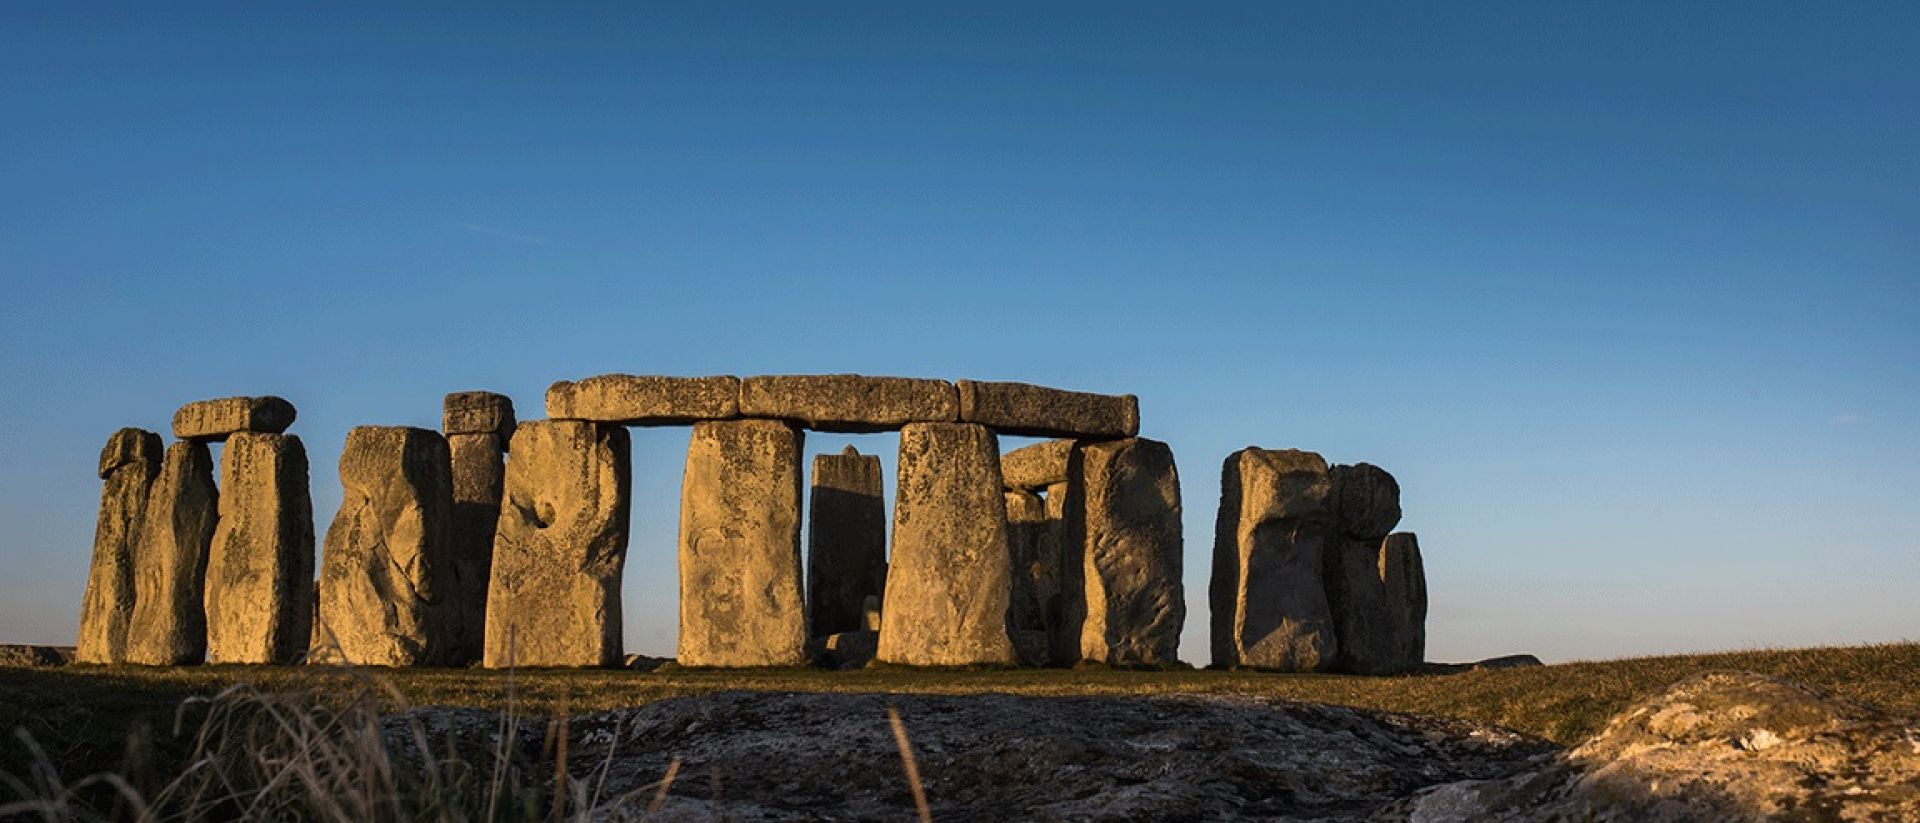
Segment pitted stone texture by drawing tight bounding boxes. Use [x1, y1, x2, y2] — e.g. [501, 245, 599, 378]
[739, 374, 958, 433]
[205, 433, 316, 664]
[442, 391, 516, 440]
[1004, 489, 1053, 667]
[1001, 438, 1074, 489]
[1076, 438, 1184, 667]
[315, 427, 456, 667]
[546, 374, 739, 425]
[956, 380, 1138, 439]
[77, 428, 162, 664]
[125, 442, 218, 665]
[446, 432, 505, 663]
[677, 419, 807, 667]
[805, 446, 886, 638]
[1382, 532, 1427, 668]
[484, 421, 631, 668]
[1210, 448, 1336, 671]
[878, 423, 1016, 666]
[171, 396, 296, 442]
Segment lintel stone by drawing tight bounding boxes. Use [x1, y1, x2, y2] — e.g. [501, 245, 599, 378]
[1001, 438, 1075, 489]
[956, 380, 1138, 439]
[546, 374, 740, 425]
[739, 374, 957, 433]
[172, 396, 296, 441]
[443, 391, 516, 440]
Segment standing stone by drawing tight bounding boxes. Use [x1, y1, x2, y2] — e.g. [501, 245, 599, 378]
[1075, 438, 1184, 667]
[878, 423, 1016, 666]
[1381, 532, 1427, 668]
[125, 442, 218, 665]
[315, 427, 456, 666]
[806, 446, 886, 639]
[1003, 488, 1053, 666]
[1210, 448, 1336, 671]
[77, 428, 163, 664]
[444, 390, 514, 664]
[172, 396, 296, 441]
[204, 433, 316, 665]
[1323, 463, 1406, 674]
[677, 419, 807, 667]
[484, 421, 630, 668]
[1042, 479, 1082, 666]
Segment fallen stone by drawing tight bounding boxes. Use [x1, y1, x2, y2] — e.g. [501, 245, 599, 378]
[1003, 488, 1053, 666]
[445, 432, 505, 664]
[1000, 438, 1075, 489]
[204, 433, 316, 665]
[545, 374, 740, 425]
[1209, 448, 1337, 671]
[677, 419, 807, 667]
[738, 374, 957, 433]
[315, 426, 457, 666]
[442, 391, 515, 440]
[621, 653, 672, 672]
[76, 428, 162, 664]
[1381, 531, 1427, 671]
[0, 645, 72, 667]
[1075, 437, 1184, 667]
[812, 629, 878, 669]
[805, 446, 886, 638]
[878, 422, 1016, 666]
[484, 421, 631, 668]
[171, 396, 296, 442]
[125, 441, 218, 666]
[955, 380, 1138, 439]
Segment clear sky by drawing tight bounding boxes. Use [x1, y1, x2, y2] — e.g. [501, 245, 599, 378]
[2, 4, 1914, 664]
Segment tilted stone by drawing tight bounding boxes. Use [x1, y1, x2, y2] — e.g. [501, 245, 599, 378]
[1381, 532, 1427, 669]
[1004, 488, 1054, 667]
[205, 433, 316, 665]
[445, 432, 505, 663]
[76, 428, 162, 664]
[171, 396, 296, 442]
[1001, 439, 1075, 489]
[1075, 438, 1184, 667]
[1324, 463, 1406, 674]
[546, 374, 740, 425]
[1209, 448, 1336, 671]
[443, 391, 516, 440]
[315, 427, 456, 666]
[878, 423, 1016, 666]
[806, 446, 887, 638]
[484, 421, 631, 668]
[956, 381, 1138, 439]
[739, 374, 958, 433]
[125, 442, 218, 665]
[678, 419, 808, 667]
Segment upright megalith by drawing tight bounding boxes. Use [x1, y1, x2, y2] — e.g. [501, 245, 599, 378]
[1003, 488, 1055, 666]
[126, 441, 219, 665]
[315, 427, 456, 666]
[205, 433, 316, 664]
[878, 423, 1016, 666]
[77, 428, 163, 664]
[1042, 479, 1081, 665]
[1323, 463, 1406, 674]
[1210, 448, 1336, 671]
[1074, 438, 1183, 667]
[443, 391, 514, 663]
[956, 381, 1138, 439]
[1381, 532, 1427, 668]
[172, 396, 296, 441]
[740, 375, 958, 433]
[678, 419, 808, 667]
[484, 420, 631, 668]
[806, 445, 886, 639]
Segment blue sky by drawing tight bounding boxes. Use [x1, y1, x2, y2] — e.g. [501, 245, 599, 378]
[2, 4, 1914, 663]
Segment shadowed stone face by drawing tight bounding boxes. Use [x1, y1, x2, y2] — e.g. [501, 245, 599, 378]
[878, 422, 1016, 666]
[1076, 437, 1184, 667]
[806, 446, 886, 639]
[442, 391, 516, 440]
[1381, 532, 1427, 668]
[955, 381, 1138, 439]
[315, 426, 456, 667]
[77, 428, 162, 664]
[1324, 463, 1407, 674]
[484, 420, 630, 668]
[205, 433, 316, 665]
[1210, 448, 1336, 671]
[171, 396, 296, 442]
[1004, 488, 1053, 666]
[126, 441, 218, 666]
[739, 375, 958, 433]
[677, 419, 807, 667]
[446, 432, 505, 663]
[546, 374, 740, 425]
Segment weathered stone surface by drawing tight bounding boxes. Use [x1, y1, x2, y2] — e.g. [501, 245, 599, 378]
[1328, 463, 1401, 541]
[1075, 437, 1183, 667]
[956, 380, 1138, 439]
[442, 391, 516, 439]
[315, 427, 456, 667]
[483, 421, 631, 668]
[878, 423, 1016, 666]
[805, 446, 886, 638]
[1042, 479, 1082, 666]
[739, 374, 957, 433]
[546, 374, 739, 425]
[0, 645, 72, 667]
[1001, 438, 1074, 489]
[205, 433, 316, 664]
[1004, 488, 1053, 667]
[1209, 448, 1336, 671]
[76, 428, 162, 664]
[446, 432, 505, 663]
[677, 419, 807, 667]
[125, 442, 218, 665]
[1382, 531, 1427, 668]
[171, 396, 296, 441]
[1323, 463, 1406, 674]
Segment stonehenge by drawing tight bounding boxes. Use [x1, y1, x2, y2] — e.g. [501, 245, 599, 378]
[77, 375, 1430, 674]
